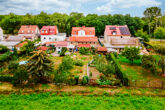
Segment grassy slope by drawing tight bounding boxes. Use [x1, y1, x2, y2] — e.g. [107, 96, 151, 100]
[0, 93, 165, 110]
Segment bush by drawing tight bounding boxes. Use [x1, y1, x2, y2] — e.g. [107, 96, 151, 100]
[97, 79, 111, 85]
[8, 61, 19, 70]
[0, 75, 13, 82]
[110, 53, 129, 86]
[58, 56, 73, 72]
[82, 76, 89, 85]
[122, 47, 140, 64]
[0, 51, 13, 63]
[0, 45, 10, 53]
[13, 66, 28, 85]
[153, 46, 165, 55]
[60, 47, 67, 56]
[74, 59, 83, 66]
[75, 75, 79, 85]
[79, 47, 90, 55]
[142, 55, 158, 75]
[54, 71, 71, 84]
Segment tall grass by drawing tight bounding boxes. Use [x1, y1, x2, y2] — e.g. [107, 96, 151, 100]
[0, 93, 164, 110]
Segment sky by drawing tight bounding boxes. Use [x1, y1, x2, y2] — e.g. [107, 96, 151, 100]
[0, 0, 164, 17]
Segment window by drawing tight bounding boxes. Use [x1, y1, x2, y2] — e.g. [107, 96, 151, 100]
[90, 31, 92, 35]
[32, 31, 34, 33]
[74, 31, 76, 34]
[44, 37, 46, 40]
[28, 30, 30, 33]
[22, 30, 24, 33]
[46, 31, 48, 33]
[42, 30, 44, 33]
[121, 36, 123, 38]
[112, 31, 117, 35]
[49, 37, 51, 40]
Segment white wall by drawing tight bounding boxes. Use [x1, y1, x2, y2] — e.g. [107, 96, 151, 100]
[41, 34, 66, 43]
[0, 27, 3, 40]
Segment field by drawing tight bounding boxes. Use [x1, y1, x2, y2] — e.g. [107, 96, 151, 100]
[0, 93, 165, 110]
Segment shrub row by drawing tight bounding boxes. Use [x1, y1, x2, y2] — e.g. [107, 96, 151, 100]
[110, 53, 129, 86]
[0, 75, 13, 82]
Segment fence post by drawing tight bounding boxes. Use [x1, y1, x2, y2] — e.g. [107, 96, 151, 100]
[162, 81, 164, 89]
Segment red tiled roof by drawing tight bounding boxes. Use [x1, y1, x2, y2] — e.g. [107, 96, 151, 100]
[15, 41, 28, 48]
[78, 44, 91, 48]
[45, 41, 68, 47]
[40, 26, 58, 35]
[105, 25, 131, 36]
[37, 46, 48, 51]
[69, 37, 98, 42]
[97, 47, 107, 52]
[18, 25, 39, 34]
[72, 26, 95, 36]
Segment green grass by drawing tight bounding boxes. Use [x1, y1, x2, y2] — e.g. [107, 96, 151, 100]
[123, 68, 143, 80]
[117, 56, 141, 65]
[0, 93, 165, 110]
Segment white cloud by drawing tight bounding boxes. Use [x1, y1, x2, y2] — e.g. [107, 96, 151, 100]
[96, 0, 162, 13]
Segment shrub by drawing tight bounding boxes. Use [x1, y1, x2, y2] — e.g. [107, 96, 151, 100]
[0, 45, 10, 53]
[8, 61, 19, 70]
[0, 51, 13, 63]
[54, 71, 71, 84]
[97, 79, 111, 85]
[60, 47, 67, 56]
[13, 66, 28, 85]
[79, 47, 90, 55]
[0, 75, 13, 82]
[82, 76, 89, 85]
[74, 59, 83, 66]
[135, 29, 150, 42]
[122, 47, 140, 64]
[154, 27, 165, 39]
[110, 53, 129, 86]
[75, 75, 79, 85]
[58, 56, 73, 72]
[153, 46, 165, 55]
[142, 55, 158, 75]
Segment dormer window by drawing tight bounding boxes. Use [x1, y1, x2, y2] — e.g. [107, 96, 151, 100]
[22, 30, 24, 33]
[28, 30, 30, 33]
[90, 31, 92, 35]
[74, 31, 76, 34]
[32, 31, 34, 33]
[46, 31, 48, 33]
[112, 31, 116, 35]
[42, 30, 44, 33]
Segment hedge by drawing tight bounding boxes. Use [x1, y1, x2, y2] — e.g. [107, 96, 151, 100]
[110, 53, 129, 86]
[0, 75, 13, 82]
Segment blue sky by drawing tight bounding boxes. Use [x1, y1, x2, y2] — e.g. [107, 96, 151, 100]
[0, 0, 164, 17]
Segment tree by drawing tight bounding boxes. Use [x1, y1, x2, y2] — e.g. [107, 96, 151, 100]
[159, 56, 165, 75]
[154, 27, 165, 39]
[20, 41, 35, 55]
[144, 7, 162, 36]
[60, 47, 67, 56]
[142, 55, 158, 74]
[122, 47, 140, 64]
[135, 29, 150, 42]
[27, 50, 53, 83]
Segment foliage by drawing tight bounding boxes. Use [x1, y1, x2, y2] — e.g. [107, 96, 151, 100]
[154, 27, 165, 39]
[8, 61, 19, 70]
[60, 47, 67, 56]
[20, 40, 35, 55]
[0, 51, 13, 63]
[153, 46, 165, 55]
[1, 93, 165, 110]
[54, 71, 71, 84]
[13, 65, 28, 85]
[91, 46, 96, 54]
[82, 76, 89, 85]
[109, 53, 129, 86]
[75, 75, 79, 85]
[58, 56, 73, 73]
[0, 75, 13, 82]
[122, 47, 140, 64]
[0, 45, 10, 54]
[135, 29, 150, 42]
[27, 50, 53, 83]
[97, 79, 111, 85]
[142, 55, 158, 75]
[158, 56, 165, 75]
[74, 59, 83, 66]
[79, 47, 90, 55]
[106, 52, 118, 61]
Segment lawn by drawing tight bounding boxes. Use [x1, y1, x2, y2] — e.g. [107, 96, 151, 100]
[0, 93, 164, 110]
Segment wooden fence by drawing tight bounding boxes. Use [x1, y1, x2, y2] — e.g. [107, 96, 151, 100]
[89, 79, 165, 89]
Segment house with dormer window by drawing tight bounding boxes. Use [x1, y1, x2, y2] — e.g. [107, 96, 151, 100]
[104, 25, 140, 53]
[69, 26, 98, 48]
[40, 26, 66, 44]
[18, 25, 40, 41]
[71, 26, 95, 37]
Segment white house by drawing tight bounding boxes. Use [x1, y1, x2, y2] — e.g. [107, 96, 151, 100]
[40, 26, 66, 44]
[0, 27, 3, 41]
